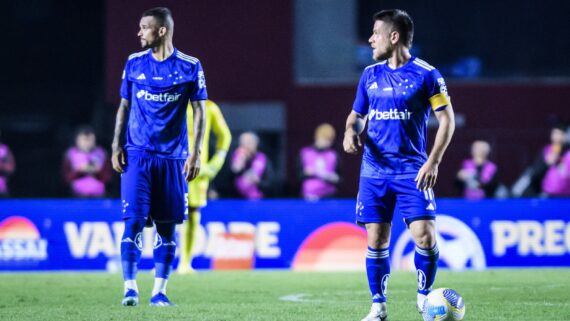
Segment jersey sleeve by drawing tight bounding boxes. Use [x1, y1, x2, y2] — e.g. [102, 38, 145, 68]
[120, 60, 132, 101]
[190, 61, 208, 101]
[352, 70, 370, 115]
[425, 68, 451, 112]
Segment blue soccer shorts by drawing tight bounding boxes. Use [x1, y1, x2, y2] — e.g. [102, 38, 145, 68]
[356, 176, 436, 226]
[121, 150, 188, 224]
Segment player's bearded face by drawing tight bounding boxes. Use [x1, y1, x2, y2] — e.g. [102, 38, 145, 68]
[138, 16, 161, 49]
[369, 20, 393, 61]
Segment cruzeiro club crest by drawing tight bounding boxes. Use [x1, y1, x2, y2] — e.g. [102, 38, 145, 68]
[392, 215, 486, 271]
[134, 232, 143, 250]
[121, 232, 143, 251]
[417, 269, 426, 290]
[153, 233, 176, 249]
[381, 274, 390, 296]
[153, 233, 163, 249]
[371, 274, 390, 300]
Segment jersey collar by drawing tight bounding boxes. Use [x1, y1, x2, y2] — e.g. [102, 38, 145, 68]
[383, 56, 416, 73]
[148, 47, 177, 63]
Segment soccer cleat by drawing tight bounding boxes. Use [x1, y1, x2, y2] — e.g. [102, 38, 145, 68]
[416, 302, 424, 315]
[417, 293, 427, 314]
[122, 289, 139, 306]
[361, 302, 388, 321]
[149, 293, 175, 307]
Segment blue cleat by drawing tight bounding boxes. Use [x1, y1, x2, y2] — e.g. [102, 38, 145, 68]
[122, 289, 139, 306]
[149, 293, 175, 307]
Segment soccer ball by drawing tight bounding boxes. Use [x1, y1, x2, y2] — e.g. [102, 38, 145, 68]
[421, 288, 465, 321]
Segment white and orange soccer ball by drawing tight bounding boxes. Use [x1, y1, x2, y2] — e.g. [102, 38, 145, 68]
[421, 288, 466, 321]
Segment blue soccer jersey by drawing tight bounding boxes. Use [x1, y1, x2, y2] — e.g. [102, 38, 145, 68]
[120, 48, 208, 159]
[353, 57, 450, 179]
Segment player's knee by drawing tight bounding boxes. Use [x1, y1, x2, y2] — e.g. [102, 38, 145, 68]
[410, 220, 436, 248]
[374, 238, 390, 249]
[123, 217, 146, 238]
[415, 235, 436, 249]
[412, 229, 436, 248]
[366, 224, 391, 249]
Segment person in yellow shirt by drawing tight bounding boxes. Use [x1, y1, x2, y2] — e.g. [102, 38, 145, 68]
[178, 100, 232, 274]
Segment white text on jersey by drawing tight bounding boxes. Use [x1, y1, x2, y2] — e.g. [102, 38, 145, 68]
[136, 90, 181, 102]
[368, 108, 413, 121]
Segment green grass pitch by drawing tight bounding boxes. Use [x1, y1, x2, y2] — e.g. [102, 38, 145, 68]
[1, 269, 569, 320]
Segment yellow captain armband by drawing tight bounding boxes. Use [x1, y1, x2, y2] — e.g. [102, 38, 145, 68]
[429, 93, 451, 111]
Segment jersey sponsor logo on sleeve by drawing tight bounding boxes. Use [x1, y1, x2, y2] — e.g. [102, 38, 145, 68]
[136, 90, 181, 102]
[437, 78, 448, 95]
[368, 108, 413, 121]
[198, 71, 206, 89]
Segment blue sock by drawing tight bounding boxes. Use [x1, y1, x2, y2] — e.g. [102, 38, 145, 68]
[414, 244, 439, 295]
[154, 222, 177, 279]
[121, 217, 146, 282]
[366, 247, 390, 303]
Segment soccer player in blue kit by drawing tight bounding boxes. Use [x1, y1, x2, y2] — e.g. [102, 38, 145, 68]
[111, 7, 207, 307]
[343, 10, 455, 321]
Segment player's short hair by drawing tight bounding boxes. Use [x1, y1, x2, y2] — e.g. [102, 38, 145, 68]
[142, 7, 174, 31]
[373, 9, 414, 48]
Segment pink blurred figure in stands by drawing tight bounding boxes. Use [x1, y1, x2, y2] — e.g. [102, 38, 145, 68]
[456, 140, 498, 199]
[231, 132, 269, 200]
[0, 129, 16, 197]
[541, 125, 570, 196]
[299, 123, 340, 201]
[62, 126, 111, 197]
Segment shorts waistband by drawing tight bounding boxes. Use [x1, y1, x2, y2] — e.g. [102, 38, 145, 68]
[126, 149, 186, 160]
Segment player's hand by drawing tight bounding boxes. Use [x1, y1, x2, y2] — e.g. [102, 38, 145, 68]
[343, 130, 362, 154]
[111, 146, 127, 173]
[415, 160, 439, 191]
[184, 155, 201, 182]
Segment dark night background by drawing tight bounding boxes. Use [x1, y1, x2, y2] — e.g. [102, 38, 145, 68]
[2, 0, 570, 198]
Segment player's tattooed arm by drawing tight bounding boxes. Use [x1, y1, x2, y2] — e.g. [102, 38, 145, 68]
[185, 100, 206, 182]
[415, 105, 455, 191]
[343, 111, 367, 155]
[111, 98, 131, 173]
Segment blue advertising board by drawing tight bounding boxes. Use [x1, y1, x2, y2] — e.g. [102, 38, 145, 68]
[0, 199, 569, 271]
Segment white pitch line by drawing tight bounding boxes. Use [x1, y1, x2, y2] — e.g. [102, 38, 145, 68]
[279, 293, 314, 302]
[278, 293, 364, 304]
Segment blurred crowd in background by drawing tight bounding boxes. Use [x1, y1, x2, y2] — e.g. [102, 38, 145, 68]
[1, 120, 569, 200]
[1, 0, 569, 199]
